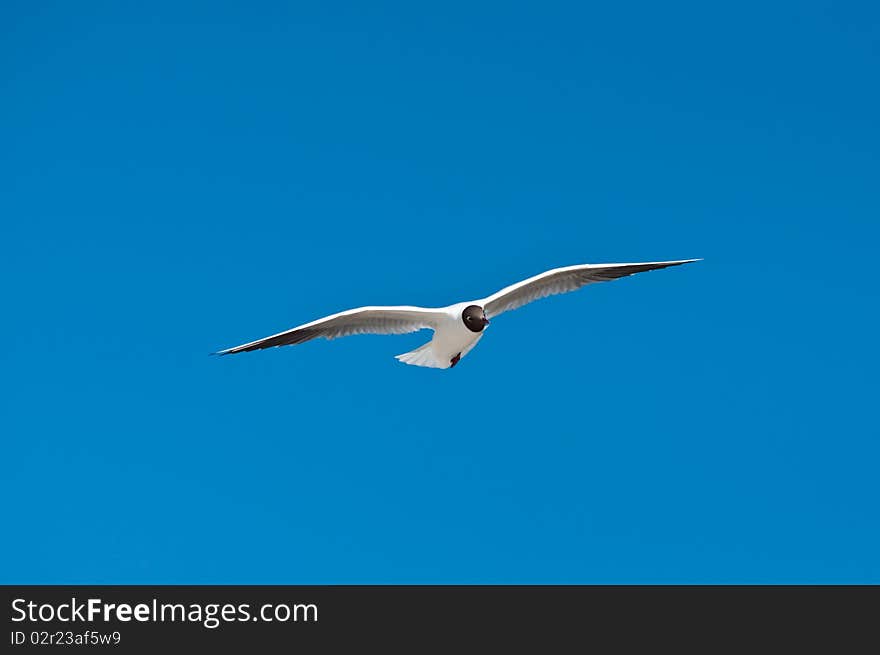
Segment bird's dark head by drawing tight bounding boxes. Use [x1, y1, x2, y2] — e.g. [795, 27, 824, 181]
[461, 305, 489, 333]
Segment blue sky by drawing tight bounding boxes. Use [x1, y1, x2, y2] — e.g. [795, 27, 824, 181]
[2, 1, 878, 583]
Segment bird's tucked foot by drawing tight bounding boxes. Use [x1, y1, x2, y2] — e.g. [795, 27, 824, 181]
[450, 353, 461, 368]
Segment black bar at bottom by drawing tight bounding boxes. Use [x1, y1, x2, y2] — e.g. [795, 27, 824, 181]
[2, 586, 876, 651]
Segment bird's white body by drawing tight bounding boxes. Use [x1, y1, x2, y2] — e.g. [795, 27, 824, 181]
[216, 259, 699, 368]
[395, 303, 485, 369]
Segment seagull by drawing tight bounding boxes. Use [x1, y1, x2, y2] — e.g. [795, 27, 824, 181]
[216, 259, 699, 369]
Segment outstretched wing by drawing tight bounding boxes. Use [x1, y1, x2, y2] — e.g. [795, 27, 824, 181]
[216, 305, 445, 355]
[482, 259, 699, 319]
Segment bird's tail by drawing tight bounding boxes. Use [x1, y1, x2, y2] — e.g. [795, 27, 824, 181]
[395, 340, 448, 369]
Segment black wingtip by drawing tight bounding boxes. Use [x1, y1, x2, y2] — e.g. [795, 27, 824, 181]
[661, 258, 702, 269]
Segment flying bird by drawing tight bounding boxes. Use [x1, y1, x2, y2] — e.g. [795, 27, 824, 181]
[216, 259, 699, 369]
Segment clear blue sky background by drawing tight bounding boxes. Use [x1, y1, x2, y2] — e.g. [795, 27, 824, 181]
[2, 1, 878, 583]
